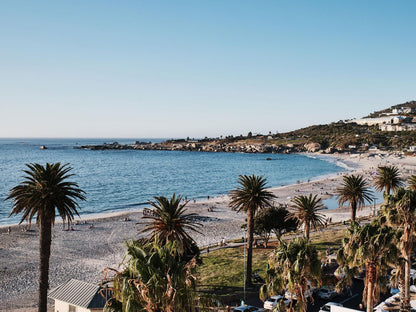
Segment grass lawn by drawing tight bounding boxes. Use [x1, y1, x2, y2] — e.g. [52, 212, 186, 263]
[197, 226, 347, 292]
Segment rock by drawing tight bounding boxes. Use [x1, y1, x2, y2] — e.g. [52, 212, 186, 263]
[304, 142, 321, 152]
[324, 147, 334, 154]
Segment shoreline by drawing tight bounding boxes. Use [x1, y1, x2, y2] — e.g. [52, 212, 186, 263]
[0, 152, 354, 229]
[2, 151, 416, 311]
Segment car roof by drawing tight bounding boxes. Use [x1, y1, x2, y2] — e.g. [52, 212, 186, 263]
[234, 305, 259, 311]
[268, 295, 283, 300]
[325, 302, 342, 306]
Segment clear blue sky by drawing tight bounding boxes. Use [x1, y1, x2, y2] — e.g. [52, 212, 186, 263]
[0, 1, 415, 138]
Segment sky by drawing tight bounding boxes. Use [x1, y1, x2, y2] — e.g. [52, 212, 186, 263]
[0, 1, 415, 138]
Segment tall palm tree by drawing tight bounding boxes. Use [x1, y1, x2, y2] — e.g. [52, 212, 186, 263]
[382, 188, 416, 312]
[260, 237, 321, 312]
[140, 194, 201, 260]
[103, 239, 199, 312]
[229, 174, 276, 286]
[337, 221, 399, 312]
[289, 194, 326, 239]
[407, 175, 416, 191]
[7, 163, 86, 312]
[374, 165, 403, 196]
[336, 174, 374, 222]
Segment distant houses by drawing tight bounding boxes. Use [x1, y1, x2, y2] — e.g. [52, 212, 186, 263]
[392, 107, 416, 114]
[350, 116, 396, 126]
[348, 105, 416, 132]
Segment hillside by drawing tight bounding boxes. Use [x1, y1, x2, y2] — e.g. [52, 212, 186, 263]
[365, 100, 416, 118]
[82, 100, 416, 154]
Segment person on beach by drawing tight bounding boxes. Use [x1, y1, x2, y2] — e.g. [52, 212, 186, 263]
[7, 226, 11, 234]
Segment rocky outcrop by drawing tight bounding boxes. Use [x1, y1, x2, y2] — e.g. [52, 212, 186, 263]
[78, 141, 307, 154]
[304, 142, 321, 152]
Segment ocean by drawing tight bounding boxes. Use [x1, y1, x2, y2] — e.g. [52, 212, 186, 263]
[0, 138, 351, 226]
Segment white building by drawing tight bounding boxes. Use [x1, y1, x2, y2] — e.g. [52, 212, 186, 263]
[380, 123, 416, 131]
[48, 279, 111, 312]
[392, 107, 415, 114]
[349, 116, 396, 126]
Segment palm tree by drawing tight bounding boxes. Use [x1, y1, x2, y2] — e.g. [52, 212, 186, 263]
[382, 188, 416, 312]
[7, 163, 86, 312]
[336, 174, 374, 222]
[374, 165, 403, 196]
[337, 220, 399, 312]
[140, 194, 201, 260]
[229, 174, 276, 286]
[103, 239, 199, 312]
[260, 237, 321, 312]
[253, 205, 298, 247]
[407, 175, 416, 191]
[289, 194, 326, 239]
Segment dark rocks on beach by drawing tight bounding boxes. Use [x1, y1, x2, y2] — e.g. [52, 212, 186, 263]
[78, 140, 313, 154]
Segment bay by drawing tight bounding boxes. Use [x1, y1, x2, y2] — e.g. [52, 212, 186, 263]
[0, 138, 347, 225]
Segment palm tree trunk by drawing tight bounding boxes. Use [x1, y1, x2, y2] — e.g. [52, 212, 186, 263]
[38, 215, 52, 312]
[351, 200, 357, 222]
[399, 267, 406, 311]
[403, 255, 411, 312]
[366, 263, 376, 312]
[304, 222, 310, 240]
[401, 225, 412, 312]
[246, 208, 254, 287]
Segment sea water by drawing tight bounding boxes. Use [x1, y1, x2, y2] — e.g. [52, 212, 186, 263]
[0, 138, 350, 225]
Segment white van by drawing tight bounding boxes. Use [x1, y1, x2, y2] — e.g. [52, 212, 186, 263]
[319, 302, 343, 312]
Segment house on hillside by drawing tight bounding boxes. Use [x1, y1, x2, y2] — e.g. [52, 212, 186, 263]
[349, 116, 395, 126]
[48, 279, 111, 312]
[349, 115, 416, 130]
[392, 107, 415, 114]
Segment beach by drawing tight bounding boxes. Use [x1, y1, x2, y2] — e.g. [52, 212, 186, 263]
[2, 151, 416, 311]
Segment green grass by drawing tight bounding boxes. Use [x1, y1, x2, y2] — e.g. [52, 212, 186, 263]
[310, 228, 346, 255]
[197, 226, 347, 290]
[197, 246, 271, 288]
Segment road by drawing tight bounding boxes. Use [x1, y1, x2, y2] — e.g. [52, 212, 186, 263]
[242, 277, 391, 311]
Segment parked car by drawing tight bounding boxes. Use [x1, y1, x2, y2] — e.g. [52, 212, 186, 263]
[233, 305, 264, 312]
[319, 302, 343, 312]
[318, 286, 337, 299]
[285, 284, 316, 300]
[263, 295, 292, 310]
[374, 301, 395, 312]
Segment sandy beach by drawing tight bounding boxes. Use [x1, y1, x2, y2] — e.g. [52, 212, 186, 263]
[2, 151, 416, 311]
